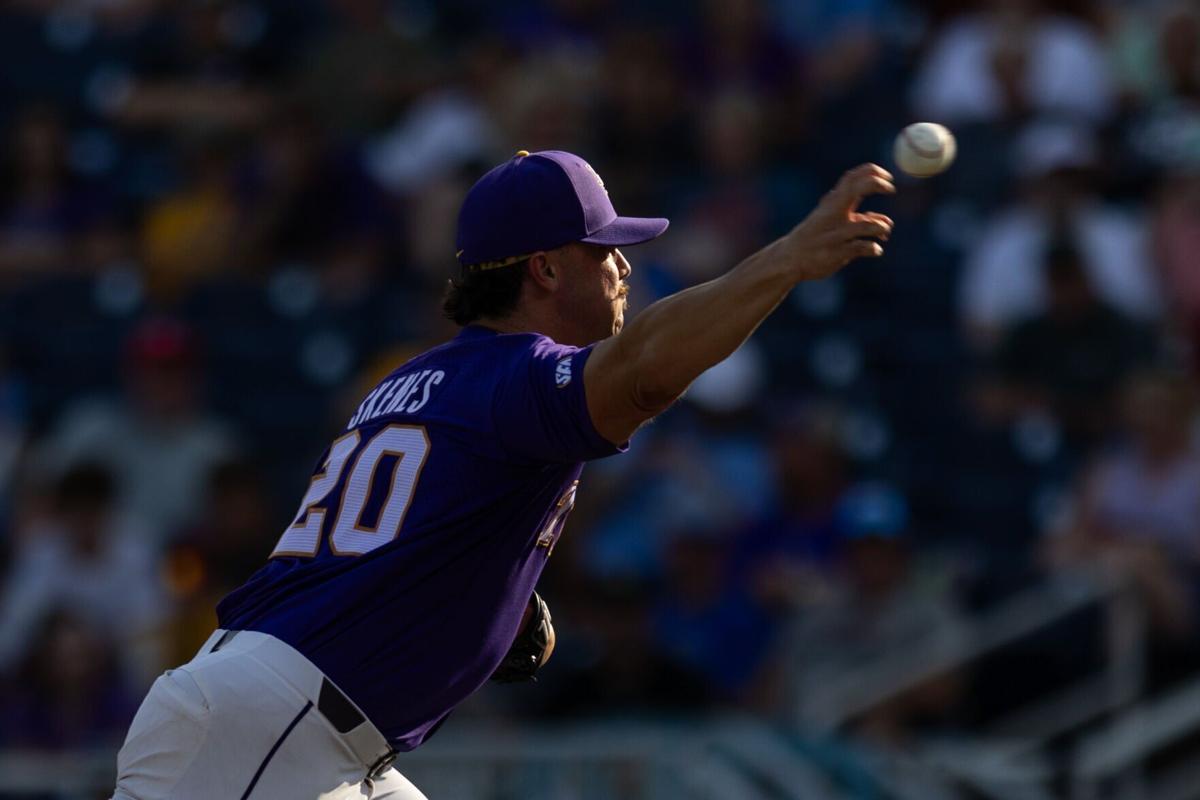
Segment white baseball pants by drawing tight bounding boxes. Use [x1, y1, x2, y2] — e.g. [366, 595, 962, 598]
[112, 629, 426, 800]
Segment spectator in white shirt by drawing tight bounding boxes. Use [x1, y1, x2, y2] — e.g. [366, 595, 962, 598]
[912, 0, 1115, 125]
[0, 463, 167, 687]
[33, 317, 236, 541]
[959, 121, 1163, 349]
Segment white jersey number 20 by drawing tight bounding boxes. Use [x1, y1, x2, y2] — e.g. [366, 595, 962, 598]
[270, 424, 430, 558]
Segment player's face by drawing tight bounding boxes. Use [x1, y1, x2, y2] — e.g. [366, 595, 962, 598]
[558, 243, 631, 343]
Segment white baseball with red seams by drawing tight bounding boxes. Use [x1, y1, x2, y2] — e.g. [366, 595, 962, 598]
[893, 122, 957, 177]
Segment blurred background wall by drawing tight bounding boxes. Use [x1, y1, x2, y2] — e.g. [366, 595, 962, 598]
[0, 0, 1199, 797]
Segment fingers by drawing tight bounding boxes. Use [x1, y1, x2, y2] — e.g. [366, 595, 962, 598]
[858, 211, 894, 227]
[850, 239, 885, 259]
[791, 164, 895, 278]
[829, 164, 896, 212]
[848, 171, 896, 204]
[840, 208, 891, 263]
[846, 215, 893, 242]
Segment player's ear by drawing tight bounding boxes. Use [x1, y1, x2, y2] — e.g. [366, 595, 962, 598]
[527, 252, 559, 291]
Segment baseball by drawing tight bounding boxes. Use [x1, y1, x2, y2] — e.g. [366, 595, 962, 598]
[893, 122, 956, 178]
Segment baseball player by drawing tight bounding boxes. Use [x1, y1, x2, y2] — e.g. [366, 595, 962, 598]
[111, 150, 894, 799]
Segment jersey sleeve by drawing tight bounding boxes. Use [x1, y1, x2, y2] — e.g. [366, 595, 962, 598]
[493, 337, 628, 463]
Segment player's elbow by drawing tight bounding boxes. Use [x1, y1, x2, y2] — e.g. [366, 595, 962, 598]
[630, 375, 679, 418]
[589, 378, 676, 446]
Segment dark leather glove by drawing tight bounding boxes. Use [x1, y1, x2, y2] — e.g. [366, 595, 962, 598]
[490, 592, 556, 683]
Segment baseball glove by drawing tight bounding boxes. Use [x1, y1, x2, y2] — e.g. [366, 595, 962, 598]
[491, 592, 556, 683]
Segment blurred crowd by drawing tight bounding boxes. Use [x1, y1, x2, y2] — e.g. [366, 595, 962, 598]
[1, 0, 1199, 767]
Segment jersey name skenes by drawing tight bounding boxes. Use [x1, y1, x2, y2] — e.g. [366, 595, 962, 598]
[347, 369, 445, 428]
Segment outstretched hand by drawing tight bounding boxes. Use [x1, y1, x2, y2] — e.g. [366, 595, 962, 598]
[783, 163, 896, 282]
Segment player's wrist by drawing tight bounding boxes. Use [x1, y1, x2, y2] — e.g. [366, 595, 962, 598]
[739, 236, 808, 292]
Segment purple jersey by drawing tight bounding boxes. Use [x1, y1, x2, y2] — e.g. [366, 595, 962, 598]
[217, 325, 624, 750]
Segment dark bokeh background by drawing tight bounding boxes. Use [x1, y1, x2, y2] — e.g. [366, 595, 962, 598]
[1, 0, 1199, 796]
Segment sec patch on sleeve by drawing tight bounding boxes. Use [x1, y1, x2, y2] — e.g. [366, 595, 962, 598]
[555, 356, 573, 388]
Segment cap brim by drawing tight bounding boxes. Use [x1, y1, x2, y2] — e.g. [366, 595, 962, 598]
[579, 216, 669, 247]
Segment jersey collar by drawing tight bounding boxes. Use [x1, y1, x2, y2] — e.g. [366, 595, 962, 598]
[457, 324, 503, 340]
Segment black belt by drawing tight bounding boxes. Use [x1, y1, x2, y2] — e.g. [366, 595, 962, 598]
[211, 630, 398, 780]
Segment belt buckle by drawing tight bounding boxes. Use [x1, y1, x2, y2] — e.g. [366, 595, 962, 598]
[367, 749, 398, 780]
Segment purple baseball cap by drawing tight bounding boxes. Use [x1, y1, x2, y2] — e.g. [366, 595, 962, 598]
[455, 150, 669, 270]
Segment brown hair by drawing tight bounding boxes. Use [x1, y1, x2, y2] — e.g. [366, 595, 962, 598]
[442, 260, 528, 325]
